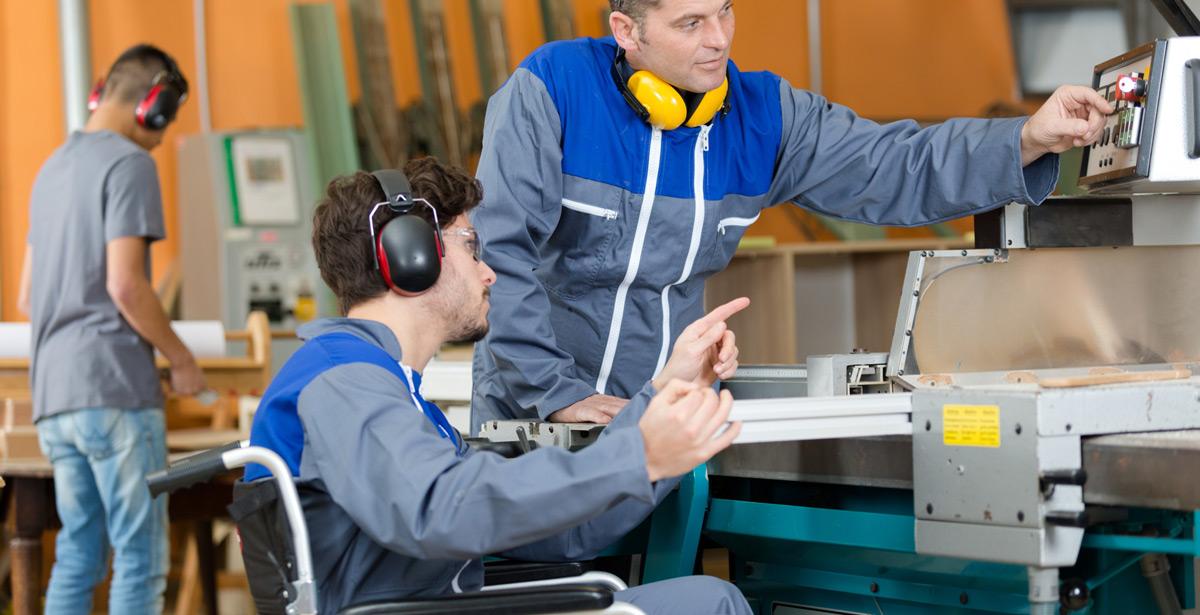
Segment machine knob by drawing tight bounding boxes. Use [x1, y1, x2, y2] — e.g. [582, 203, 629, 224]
[1046, 510, 1089, 528]
[1059, 578, 1090, 611]
[1116, 73, 1146, 101]
[514, 426, 533, 454]
[1040, 468, 1087, 494]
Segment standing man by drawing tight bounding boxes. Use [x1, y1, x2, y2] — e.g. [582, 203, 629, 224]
[18, 44, 203, 614]
[470, 0, 1112, 429]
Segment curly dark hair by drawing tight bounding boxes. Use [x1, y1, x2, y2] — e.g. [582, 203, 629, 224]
[311, 157, 483, 314]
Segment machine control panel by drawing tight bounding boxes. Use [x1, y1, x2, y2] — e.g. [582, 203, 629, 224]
[1080, 37, 1200, 194]
[237, 243, 316, 324]
[1079, 42, 1158, 188]
[179, 131, 332, 330]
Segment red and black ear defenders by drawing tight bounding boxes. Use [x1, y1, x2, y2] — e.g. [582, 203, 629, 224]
[368, 169, 446, 295]
[87, 50, 189, 130]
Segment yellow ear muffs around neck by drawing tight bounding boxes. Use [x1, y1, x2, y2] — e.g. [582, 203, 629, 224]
[625, 71, 729, 130]
[626, 70, 688, 130]
[684, 77, 728, 128]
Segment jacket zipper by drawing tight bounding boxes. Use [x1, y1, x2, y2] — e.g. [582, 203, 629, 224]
[595, 128, 663, 394]
[561, 198, 618, 220]
[654, 124, 712, 377]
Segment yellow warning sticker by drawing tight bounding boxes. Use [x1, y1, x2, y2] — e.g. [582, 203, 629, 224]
[943, 404, 1001, 448]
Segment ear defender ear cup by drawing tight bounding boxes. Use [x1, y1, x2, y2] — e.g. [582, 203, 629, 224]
[135, 63, 188, 130]
[625, 71, 687, 130]
[376, 214, 443, 295]
[135, 80, 182, 130]
[87, 78, 105, 112]
[369, 168, 446, 295]
[683, 77, 729, 128]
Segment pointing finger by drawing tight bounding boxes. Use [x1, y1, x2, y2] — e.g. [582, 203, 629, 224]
[696, 297, 750, 328]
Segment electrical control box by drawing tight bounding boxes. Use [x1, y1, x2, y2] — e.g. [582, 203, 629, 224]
[177, 131, 334, 331]
[979, 34, 1200, 250]
[1080, 37, 1200, 194]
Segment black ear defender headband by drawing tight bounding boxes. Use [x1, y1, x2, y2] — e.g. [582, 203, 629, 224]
[369, 169, 445, 295]
[610, 48, 729, 130]
[88, 47, 189, 130]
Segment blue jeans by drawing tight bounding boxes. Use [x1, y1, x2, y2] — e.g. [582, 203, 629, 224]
[36, 407, 168, 615]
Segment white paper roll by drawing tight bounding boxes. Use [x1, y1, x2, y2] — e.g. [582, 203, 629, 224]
[0, 323, 31, 359]
[0, 321, 226, 359]
[167, 321, 227, 358]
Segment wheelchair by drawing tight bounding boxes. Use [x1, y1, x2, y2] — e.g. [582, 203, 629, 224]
[147, 441, 646, 615]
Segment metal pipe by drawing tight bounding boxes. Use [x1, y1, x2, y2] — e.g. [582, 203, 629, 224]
[193, 0, 212, 133]
[1139, 553, 1183, 615]
[222, 446, 317, 615]
[57, 0, 91, 132]
[1027, 567, 1060, 613]
[806, 0, 821, 94]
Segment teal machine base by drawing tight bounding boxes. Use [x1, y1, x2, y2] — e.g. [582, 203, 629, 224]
[644, 471, 1196, 614]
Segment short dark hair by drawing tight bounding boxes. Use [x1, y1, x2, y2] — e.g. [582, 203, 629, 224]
[312, 157, 484, 314]
[102, 44, 188, 106]
[610, 0, 660, 23]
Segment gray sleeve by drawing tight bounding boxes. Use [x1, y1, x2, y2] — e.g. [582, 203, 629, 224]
[584, 379, 680, 504]
[498, 381, 683, 562]
[297, 362, 657, 560]
[471, 69, 599, 419]
[768, 80, 1059, 226]
[104, 153, 166, 243]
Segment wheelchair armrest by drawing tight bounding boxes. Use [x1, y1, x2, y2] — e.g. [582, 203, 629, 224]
[146, 440, 245, 497]
[338, 583, 613, 614]
[482, 561, 585, 586]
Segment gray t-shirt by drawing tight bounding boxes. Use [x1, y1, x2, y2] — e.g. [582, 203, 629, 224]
[28, 130, 166, 421]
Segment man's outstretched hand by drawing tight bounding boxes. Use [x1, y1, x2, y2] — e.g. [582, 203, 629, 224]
[1020, 85, 1113, 166]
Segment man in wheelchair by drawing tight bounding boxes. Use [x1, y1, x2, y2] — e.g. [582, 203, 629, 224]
[241, 157, 752, 614]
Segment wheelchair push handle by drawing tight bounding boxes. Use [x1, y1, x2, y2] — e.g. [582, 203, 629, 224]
[146, 440, 246, 498]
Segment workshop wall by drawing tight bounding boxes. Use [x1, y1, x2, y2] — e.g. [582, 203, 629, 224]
[0, 0, 360, 321]
[1, 0, 1019, 321]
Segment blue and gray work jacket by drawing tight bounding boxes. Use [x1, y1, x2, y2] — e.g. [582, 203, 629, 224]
[470, 36, 1059, 430]
[245, 318, 676, 614]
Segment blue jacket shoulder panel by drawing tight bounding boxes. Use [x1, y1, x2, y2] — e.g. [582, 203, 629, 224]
[245, 333, 410, 481]
[704, 67, 783, 200]
[517, 36, 783, 200]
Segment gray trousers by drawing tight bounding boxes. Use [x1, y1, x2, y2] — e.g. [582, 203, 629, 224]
[616, 576, 752, 615]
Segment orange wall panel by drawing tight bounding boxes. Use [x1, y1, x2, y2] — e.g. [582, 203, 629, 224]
[206, 0, 304, 130]
[729, 1, 809, 89]
[383, 0, 423, 106]
[572, 0, 610, 39]
[1, 2, 64, 322]
[823, 0, 1018, 119]
[444, 0, 483, 111]
[502, 0, 545, 72]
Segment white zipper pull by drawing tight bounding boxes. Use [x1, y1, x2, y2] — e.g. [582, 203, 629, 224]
[718, 222, 726, 235]
[606, 210, 618, 220]
[701, 125, 711, 152]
